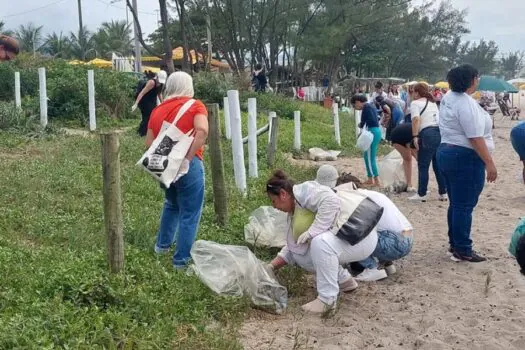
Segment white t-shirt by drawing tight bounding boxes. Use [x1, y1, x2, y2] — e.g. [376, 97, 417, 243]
[358, 189, 412, 233]
[439, 91, 495, 152]
[410, 98, 439, 131]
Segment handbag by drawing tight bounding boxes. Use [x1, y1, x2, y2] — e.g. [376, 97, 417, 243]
[136, 99, 196, 188]
[356, 127, 374, 151]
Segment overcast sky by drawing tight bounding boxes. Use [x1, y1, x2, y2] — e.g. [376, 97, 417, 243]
[1, 0, 524, 54]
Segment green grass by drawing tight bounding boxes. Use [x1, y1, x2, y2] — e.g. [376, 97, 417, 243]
[0, 98, 363, 348]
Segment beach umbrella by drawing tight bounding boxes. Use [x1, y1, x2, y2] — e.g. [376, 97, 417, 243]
[520, 84, 525, 90]
[477, 75, 518, 93]
[87, 58, 112, 68]
[434, 81, 449, 89]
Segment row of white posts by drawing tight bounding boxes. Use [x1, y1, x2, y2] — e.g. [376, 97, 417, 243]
[14, 68, 97, 131]
[223, 90, 343, 193]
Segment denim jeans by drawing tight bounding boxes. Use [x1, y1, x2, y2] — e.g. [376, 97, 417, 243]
[155, 158, 205, 267]
[417, 127, 447, 196]
[437, 144, 485, 256]
[360, 230, 413, 269]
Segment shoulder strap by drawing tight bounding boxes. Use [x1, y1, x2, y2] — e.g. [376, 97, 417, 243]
[420, 99, 429, 116]
[172, 99, 196, 126]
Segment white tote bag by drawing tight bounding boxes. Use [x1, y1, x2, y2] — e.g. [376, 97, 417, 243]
[356, 127, 374, 151]
[137, 99, 195, 187]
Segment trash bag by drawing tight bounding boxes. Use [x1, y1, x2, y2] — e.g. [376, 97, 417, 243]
[308, 148, 341, 161]
[378, 150, 407, 192]
[244, 206, 288, 248]
[188, 240, 288, 314]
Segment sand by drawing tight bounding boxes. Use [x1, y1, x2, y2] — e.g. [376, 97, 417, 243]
[240, 117, 525, 350]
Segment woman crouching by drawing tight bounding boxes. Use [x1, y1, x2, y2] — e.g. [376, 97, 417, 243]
[265, 170, 378, 314]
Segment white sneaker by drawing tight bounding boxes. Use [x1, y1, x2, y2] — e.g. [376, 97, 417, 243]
[406, 186, 417, 193]
[339, 277, 358, 292]
[408, 194, 427, 202]
[154, 245, 170, 254]
[438, 194, 448, 202]
[301, 298, 336, 314]
[384, 264, 397, 275]
[355, 268, 388, 282]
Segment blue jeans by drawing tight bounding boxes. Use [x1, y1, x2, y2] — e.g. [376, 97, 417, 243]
[437, 144, 485, 256]
[155, 158, 205, 267]
[363, 127, 382, 178]
[360, 230, 413, 269]
[511, 122, 525, 160]
[417, 127, 447, 196]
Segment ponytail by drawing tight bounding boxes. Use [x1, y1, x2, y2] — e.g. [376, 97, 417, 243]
[413, 83, 435, 103]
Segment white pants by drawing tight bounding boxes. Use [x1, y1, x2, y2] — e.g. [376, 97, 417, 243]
[284, 230, 378, 304]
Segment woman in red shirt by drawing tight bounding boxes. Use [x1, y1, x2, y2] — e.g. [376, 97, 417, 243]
[146, 71, 209, 269]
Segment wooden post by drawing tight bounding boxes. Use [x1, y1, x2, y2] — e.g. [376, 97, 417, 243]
[247, 98, 258, 178]
[207, 104, 228, 225]
[88, 70, 96, 131]
[223, 96, 231, 139]
[100, 132, 124, 273]
[227, 90, 247, 193]
[333, 103, 341, 146]
[14, 72, 21, 108]
[268, 111, 275, 144]
[293, 110, 301, 151]
[38, 67, 48, 128]
[267, 113, 279, 167]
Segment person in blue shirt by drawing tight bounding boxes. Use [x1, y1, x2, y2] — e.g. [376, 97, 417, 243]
[351, 94, 381, 186]
[511, 121, 525, 184]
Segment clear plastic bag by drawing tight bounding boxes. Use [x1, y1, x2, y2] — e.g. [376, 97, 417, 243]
[244, 206, 288, 248]
[188, 240, 288, 314]
[378, 150, 407, 191]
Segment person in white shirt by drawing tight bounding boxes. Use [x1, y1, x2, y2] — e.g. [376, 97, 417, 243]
[369, 81, 388, 104]
[316, 169, 413, 282]
[266, 170, 378, 314]
[409, 83, 447, 202]
[437, 64, 497, 263]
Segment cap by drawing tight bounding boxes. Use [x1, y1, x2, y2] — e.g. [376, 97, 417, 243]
[157, 70, 167, 84]
[316, 165, 339, 188]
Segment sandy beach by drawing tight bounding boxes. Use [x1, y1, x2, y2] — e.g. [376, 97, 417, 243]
[240, 117, 525, 350]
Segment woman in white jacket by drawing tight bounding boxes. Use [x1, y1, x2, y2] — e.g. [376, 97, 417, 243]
[266, 170, 378, 314]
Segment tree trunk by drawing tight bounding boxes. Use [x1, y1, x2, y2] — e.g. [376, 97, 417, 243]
[159, 0, 174, 73]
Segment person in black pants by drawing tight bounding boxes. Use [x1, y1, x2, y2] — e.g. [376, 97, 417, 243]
[132, 70, 167, 136]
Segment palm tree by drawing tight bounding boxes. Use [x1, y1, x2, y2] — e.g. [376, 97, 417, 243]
[93, 20, 133, 59]
[43, 32, 71, 58]
[70, 26, 95, 61]
[0, 21, 14, 36]
[16, 23, 44, 55]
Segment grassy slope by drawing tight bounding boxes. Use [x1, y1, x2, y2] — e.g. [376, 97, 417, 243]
[0, 99, 361, 348]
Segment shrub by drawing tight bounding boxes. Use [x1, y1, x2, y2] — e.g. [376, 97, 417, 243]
[0, 101, 42, 134]
[193, 71, 233, 104]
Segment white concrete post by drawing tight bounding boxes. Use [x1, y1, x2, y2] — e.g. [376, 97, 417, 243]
[268, 111, 276, 144]
[14, 72, 21, 108]
[333, 103, 341, 146]
[88, 70, 96, 131]
[38, 67, 48, 128]
[355, 110, 362, 137]
[227, 90, 247, 193]
[223, 96, 231, 140]
[247, 98, 258, 178]
[294, 110, 301, 151]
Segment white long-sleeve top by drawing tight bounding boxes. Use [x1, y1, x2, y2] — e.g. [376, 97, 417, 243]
[279, 181, 341, 259]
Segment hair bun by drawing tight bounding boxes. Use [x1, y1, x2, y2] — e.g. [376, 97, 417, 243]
[272, 170, 288, 180]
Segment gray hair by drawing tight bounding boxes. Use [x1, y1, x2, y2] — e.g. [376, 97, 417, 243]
[164, 71, 194, 99]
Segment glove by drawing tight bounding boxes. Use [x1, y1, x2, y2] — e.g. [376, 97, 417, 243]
[131, 103, 138, 112]
[174, 158, 190, 182]
[296, 231, 312, 245]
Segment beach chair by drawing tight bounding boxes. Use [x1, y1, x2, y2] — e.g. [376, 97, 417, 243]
[497, 99, 520, 121]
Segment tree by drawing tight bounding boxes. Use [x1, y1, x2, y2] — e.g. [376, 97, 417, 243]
[0, 21, 14, 36]
[70, 26, 95, 60]
[93, 20, 133, 58]
[499, 51, 524, 80]
[16, 23, 44, 55]
[459, 39, 499, 75]
[43, 32, 71, 58]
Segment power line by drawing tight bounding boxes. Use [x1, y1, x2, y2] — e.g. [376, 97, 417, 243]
[0, 0, 70, 19]
[94, 0, 157, 16]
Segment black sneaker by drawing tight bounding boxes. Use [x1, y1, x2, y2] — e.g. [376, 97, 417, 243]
[451, 251, 487, 263]
[447, 246, 454, 256]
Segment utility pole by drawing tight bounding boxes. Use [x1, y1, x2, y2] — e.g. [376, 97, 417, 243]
[132, 0, 142, 73]
[206, 12, 212, 70]
[77, 0, 85, 60]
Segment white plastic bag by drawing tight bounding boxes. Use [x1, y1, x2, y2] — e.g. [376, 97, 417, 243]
[188, 240, 288, 314]
[308, 147, 341, 161]
[244, 206, 288, 248]
[378, 150, 407, 190]
[356, 128, 374, 151]
[136, 99, 195, 188]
